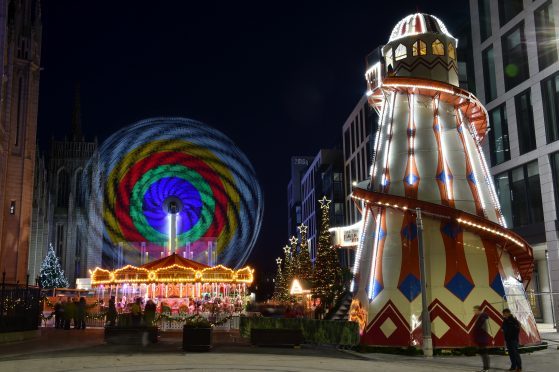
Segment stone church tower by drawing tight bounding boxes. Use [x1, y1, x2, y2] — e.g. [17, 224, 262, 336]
[46, 88, 97, 286]
[0, 0, 42, 283]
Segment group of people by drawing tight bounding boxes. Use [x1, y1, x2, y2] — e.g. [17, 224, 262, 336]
[473, 305, 523, 372]
[104, 296, 157, 327]
[53, 297, 88, 330]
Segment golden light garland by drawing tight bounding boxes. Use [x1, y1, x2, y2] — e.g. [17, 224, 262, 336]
[89, 264, 254, 285]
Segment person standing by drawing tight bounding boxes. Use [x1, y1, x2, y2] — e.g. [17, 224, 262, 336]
[473, 305, 491, 372]
[63, 297, 74, 330]
[54, 298, 63, 329]
[106, 296, 117, 327]
[76, 297, 87, 330]
[131, 297, 142, 326]
[144, 300, 156, 326]
[502, 308, 522, 372]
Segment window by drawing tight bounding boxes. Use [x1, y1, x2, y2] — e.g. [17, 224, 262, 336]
[499, 0, 523, 26]
[385, 48, 393, 69]
[412, 40, 427, 56]
[482, 46, 497, 102]
[542, 72, 559, 143]
[478, 0, 492, 41]
[344, 129, 350, 159]
[549, 152, 559, 219]
[75, 169, 84, 208]
[488, 104, 510, 166]
[502, 23, 529, 90]
[57, 169, 69, 208]
[515, 89, 536, 154]
[448, 43, 456, 60]
[395, 44, 407, 61]
[495, 161, 543, 228]
[432, 39, 444, 55]
[56, 224, 65, 259]
[535, 1, 558, 70]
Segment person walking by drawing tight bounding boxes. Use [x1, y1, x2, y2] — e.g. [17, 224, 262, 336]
[473, 305, 491, 372]
[502, 308, 522, 372]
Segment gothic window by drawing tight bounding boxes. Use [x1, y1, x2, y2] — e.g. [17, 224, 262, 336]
[412, 40, 427, 56]
[75, 169, 84, 208]
[395, 44, 407, 61]
[385, 48, 393, 69]
[57, 169, 69, 208]
[432, 39, 444, 56]
[448, 43, 456, 60]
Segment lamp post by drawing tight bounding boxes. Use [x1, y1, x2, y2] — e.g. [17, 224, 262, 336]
[416, 208, 433, 357]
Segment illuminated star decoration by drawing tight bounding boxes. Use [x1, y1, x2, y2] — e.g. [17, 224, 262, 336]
[276, 257, 282, 266]
[289, 236, 298, 246]
[297, 224, 308, 234]
[283, 245, 291, 255]
[318, 196, 331, 209]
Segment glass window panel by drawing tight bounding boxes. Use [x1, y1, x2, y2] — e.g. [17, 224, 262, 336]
[482, 46, 497, 102]
[542, 73, 559, 143]
[515, 89, 537, 154]
[499, 0, 523, 26]
[535, 1, 558, 70]
[488, 104, 510, 166]
[502, 24, 529, 90]
[432, 39, 444, 55]
[550, 152, 559, 219]
[511, 166, 529, 226]
[395, 44, 407, 61]
[385, 48, 393, 69]
[495, 173, 513, 227]
[478, 0, 492, 40]
[448, 43, 456, 60]
[419, 40, 426, 55]
[526, 161, 544, 223]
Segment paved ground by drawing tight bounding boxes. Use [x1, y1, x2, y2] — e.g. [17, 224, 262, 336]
[0, 328, 557, 372]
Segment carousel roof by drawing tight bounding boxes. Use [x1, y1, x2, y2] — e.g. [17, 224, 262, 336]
[141, 252, 209, 271]
[89, 253, 254, 286]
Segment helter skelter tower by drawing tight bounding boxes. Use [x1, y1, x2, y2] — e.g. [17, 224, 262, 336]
[350, 14, 541, 349]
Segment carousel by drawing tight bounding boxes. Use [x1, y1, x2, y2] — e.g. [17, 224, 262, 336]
[89, 253, 253, 314]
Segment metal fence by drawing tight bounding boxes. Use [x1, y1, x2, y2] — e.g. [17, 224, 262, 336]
[0, 276, 42, 333]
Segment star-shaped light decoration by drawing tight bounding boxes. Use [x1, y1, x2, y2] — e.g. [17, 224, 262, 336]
[289, 236, 298, 246]
[297, 224, 308, 234]
[283, 245, 291, 255]
[276, 257, 282, 266]
[318, 196, 331, 209]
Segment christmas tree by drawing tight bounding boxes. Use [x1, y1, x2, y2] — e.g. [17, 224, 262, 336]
[40, 244, 69, 289]
[297, 224, 313, 282]
[289, 235, 299, 278]
[313, 196, 342, 305]
[272, 257, 286, 302]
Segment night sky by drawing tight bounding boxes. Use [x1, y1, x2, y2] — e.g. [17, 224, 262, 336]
[38, 1, 468, 277]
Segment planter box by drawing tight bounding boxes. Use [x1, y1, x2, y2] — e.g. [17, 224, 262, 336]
[104, 326, 158, 344]
[183, 326, 212, 351]
[250, 328, 303, 347]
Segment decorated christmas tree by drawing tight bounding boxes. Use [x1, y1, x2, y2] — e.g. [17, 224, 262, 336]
[313, 196, 342, 305]
[40, 244, 69, 289]
[289, 235, 299, 278]
[272, 257, 287, 302]
[297, 223, 313, 282]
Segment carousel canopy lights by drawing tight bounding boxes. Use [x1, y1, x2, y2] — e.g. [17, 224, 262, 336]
[89, 253, 254, 286]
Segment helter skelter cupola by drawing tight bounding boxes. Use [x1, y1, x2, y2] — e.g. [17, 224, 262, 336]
[350, 13, 541, 349]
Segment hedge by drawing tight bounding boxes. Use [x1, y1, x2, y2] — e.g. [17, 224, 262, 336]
[239, 317, 359, 346]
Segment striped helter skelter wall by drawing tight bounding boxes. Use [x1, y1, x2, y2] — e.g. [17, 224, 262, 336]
[358, 89, 540, 348]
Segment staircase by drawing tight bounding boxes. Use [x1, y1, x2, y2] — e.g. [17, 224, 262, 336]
[326, 292, 353, 321]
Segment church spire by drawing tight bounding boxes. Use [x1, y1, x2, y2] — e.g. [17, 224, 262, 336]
[71, 83, 83, 141]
